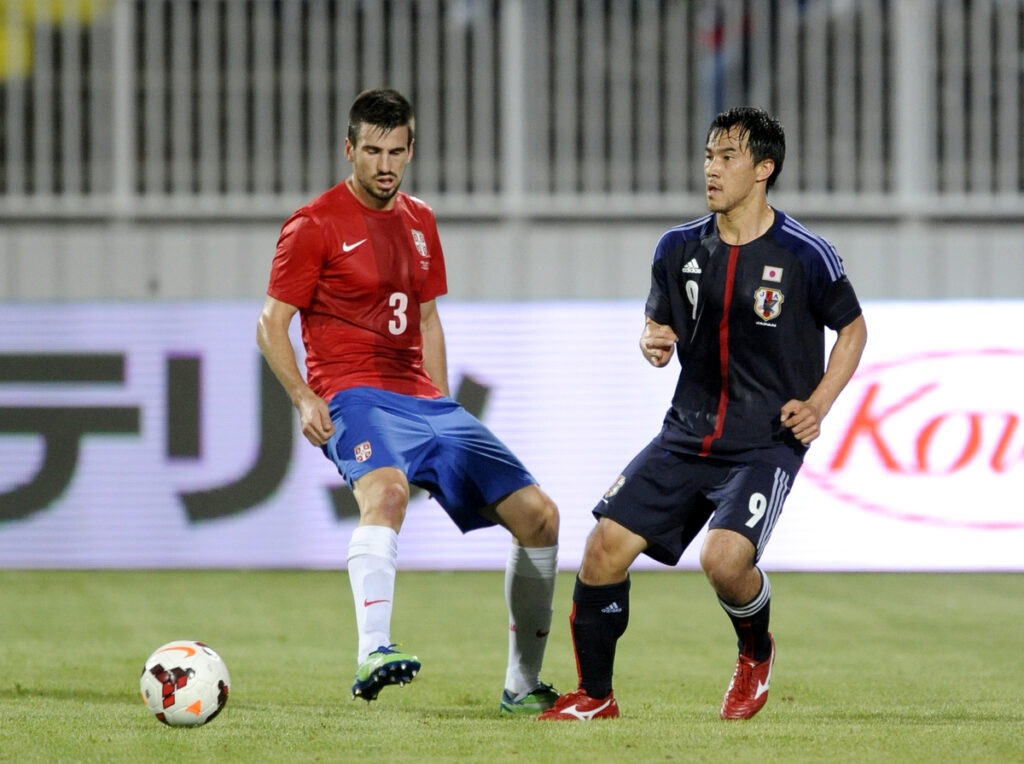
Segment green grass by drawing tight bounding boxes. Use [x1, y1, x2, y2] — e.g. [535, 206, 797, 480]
[0, 571, 1021, 763]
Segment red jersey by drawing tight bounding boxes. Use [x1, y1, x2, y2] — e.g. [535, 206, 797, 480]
[267, 181, 448, 400]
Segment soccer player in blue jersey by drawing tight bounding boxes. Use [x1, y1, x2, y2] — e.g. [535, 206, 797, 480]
[540, 107, 867, 721]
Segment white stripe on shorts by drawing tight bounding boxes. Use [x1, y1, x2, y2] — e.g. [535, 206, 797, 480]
[755, 467, 791, 558]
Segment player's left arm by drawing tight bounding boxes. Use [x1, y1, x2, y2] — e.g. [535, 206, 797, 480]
[781, 314, 867, 444]
[420, 298, 450, 396]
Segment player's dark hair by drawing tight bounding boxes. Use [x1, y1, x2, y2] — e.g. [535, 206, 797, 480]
[707, 107, 786, 191]
[347, 88, 416, 147]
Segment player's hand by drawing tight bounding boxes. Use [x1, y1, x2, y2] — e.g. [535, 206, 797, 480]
[298, 393, 335, 446]
[780, 399, 823, 444]
[640, 320, 678, 367]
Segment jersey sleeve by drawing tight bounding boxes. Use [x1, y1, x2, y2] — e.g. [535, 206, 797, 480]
[418, 211, 448, 302]
[793, 229, 863, 332]
[266, 212, 326, 308]
[644, 234, 674, 325]
[818, 274, 862, 331]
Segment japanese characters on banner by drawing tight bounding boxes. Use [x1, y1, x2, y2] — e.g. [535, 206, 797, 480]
[0, 301, 1020, 571]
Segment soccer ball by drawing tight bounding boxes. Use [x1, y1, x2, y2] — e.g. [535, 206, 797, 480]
[139, 640, 230, 727]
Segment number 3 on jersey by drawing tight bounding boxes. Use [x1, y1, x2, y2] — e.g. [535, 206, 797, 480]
[746, 492, 767, 528]
[388, 292, 408, 334]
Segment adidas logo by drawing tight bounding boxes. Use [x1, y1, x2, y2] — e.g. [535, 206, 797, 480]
[601, 602, 623, 614]
[682, 258, 702, 274]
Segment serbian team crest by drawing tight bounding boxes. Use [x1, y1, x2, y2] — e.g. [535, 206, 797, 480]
[353, 441, 372, 462]
[754, 287, 784, 321]
[411, 229, 428, 258]
[411, 229, 430, 270]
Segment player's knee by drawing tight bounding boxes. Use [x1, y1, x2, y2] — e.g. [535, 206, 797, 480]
[379, 479, 410, 510]
[701, 530, 754, 576]
[522, 493, 559, 547]
[702, 559, 735, 594]
[363, 480, 409, 528]
[579, 523, 631, 584]
[701, 551, 754, 600]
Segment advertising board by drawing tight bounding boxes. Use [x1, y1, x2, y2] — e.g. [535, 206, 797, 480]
[0, 301, 1020, 570]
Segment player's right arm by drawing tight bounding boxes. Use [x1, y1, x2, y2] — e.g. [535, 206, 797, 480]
[642, 230, 691, 368]
[640, 317, 678, 367]
[256, 295, 335, 446]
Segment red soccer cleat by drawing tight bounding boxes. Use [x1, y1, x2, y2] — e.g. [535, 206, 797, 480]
[536, 689, 620, 721]
[720, 633, 775, 720]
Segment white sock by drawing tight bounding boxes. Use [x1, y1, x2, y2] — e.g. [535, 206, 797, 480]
[504, 543, 558, 698]
[347, 525, 399, 664]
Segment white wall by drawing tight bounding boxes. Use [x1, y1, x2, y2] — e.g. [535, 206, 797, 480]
[2, 217, 1023, 302]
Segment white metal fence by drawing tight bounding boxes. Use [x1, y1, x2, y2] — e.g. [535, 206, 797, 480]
[1, 0, 1022, 220]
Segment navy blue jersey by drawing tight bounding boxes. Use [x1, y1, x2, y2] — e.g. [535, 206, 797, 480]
[645, 210, 861, 464]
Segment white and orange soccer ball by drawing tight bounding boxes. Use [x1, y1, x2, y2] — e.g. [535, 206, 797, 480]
[139, 640, 230, 727]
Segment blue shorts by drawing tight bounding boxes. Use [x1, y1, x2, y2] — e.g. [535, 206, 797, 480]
[321, 386, 537, 532]
[595, 440, 799, 566]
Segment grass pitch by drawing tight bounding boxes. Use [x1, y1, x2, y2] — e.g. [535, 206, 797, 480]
[0, 570, 1021, 763]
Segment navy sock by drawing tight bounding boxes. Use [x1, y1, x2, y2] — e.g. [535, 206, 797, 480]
[570, 576, 630, 699]
[719, 570, 772, 662]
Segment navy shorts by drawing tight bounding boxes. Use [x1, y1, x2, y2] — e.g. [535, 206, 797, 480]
[322, 386, 537, 532]
[595, 440, 799, 566]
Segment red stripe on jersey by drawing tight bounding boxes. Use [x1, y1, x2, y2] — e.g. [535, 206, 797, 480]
[701, 245, 740, 456]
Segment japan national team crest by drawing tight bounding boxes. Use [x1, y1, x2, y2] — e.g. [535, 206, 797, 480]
[353, 441, 373, 463]
[754, 287, 784, 321]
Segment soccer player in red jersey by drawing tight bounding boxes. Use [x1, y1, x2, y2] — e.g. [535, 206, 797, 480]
[257, 89, 560, 713]
[539, 108, 867, 721]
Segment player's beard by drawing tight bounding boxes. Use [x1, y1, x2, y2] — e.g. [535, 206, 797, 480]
[358, 173, 402, 204]
[706, 185, 730, 213]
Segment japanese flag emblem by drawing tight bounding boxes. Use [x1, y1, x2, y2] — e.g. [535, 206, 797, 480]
[354, 441, 373, 462]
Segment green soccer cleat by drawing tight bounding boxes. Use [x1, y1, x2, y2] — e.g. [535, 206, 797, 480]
[499, 682, 560, 715]
[351, 644, 421, 702]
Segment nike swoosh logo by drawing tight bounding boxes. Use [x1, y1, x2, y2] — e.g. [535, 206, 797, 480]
[363, 598, 390, 607]
[754, 679, 770, 699]
[561, 699, 613, 720]
[342, 239, 367, 252]
[536, 629, 550, 638]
